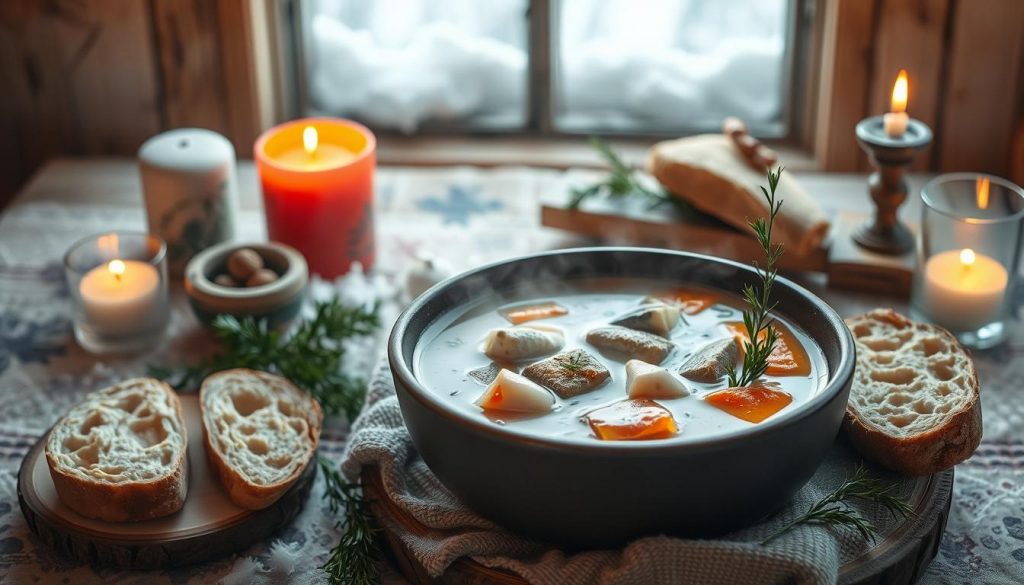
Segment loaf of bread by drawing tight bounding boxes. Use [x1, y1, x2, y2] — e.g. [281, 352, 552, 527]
[843, 309, 982, 476]
[200, 369, 322, 510]
[647, 134, 830, 256]
[45, 378, 188, 522]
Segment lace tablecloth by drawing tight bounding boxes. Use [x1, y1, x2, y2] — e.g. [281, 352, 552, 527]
[0, 161, 1021, 584]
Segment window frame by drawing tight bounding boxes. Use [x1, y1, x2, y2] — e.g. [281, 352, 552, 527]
[283, 0, 818, 145]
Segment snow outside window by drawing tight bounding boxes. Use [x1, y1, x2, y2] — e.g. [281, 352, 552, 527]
[304, 0, 793, 135]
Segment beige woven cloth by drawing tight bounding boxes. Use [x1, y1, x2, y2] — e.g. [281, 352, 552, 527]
[342, 361, 915, 585]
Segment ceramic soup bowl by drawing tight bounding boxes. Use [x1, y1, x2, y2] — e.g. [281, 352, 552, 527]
[388, 248, 855, 547]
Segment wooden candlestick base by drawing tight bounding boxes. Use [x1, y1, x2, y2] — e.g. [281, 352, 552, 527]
[854, 116, 932, 255]
[828, 210, 915, 296]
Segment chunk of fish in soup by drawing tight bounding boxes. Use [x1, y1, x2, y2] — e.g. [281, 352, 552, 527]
[586, 326, 674, 364]
[609, 303, 681, 337]
[522, 349, 610, 398]
[483, 324, 564, 361]
[414, 279, 827, 443]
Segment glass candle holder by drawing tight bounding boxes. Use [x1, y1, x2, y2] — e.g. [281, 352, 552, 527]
[64, 232, 170, 354]
[911, 174, 1024, 349]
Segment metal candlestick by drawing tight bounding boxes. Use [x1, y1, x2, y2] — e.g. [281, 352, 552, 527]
[853, 117, 933, 255]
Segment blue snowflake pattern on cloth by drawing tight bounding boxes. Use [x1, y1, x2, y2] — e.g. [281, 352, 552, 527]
[416, 186, 503, 225]
[0, 310, 70, 375]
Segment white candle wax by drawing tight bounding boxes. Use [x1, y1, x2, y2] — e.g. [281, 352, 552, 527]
[922, 249, 1007, 332]
[883, 112, 908, 138]
[79, 260, 161, 336]
[139, 128, 238, 275]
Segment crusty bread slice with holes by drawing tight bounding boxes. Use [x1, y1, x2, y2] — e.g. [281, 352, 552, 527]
[200, 369, 322, 510]
[45, 378, 188, 522]
[843, 309, 982, 476]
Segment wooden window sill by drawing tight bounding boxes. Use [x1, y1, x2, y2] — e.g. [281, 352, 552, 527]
[375, 136, 819, 172]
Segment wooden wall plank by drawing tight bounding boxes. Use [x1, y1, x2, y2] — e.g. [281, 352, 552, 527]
[151, 0, 229, 135]
[939, 0, 1024, 174]
[814, 0, 879, 171]
[216, 0, 278, 156]
[869, 0, 950, 171]
[0, 0, 160, 206]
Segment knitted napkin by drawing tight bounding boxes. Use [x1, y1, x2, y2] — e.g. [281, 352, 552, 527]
[341, 361, 914, 585]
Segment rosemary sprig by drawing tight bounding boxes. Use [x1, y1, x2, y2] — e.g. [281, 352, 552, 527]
[569, 137, 683, 211]
[151, 298, 379, 421]
[560, 352, 586, 372]
[761, 465, 913, 545]
[727, 167, 785, 388]
[318, 455, 381, 585]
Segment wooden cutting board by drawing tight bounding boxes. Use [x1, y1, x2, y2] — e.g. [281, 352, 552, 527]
[362, 450, 952, 585]
[17, 394, 317, 570]
[540, 194, 916, 297]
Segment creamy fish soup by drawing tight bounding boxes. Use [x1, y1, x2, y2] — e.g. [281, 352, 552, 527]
[415, 278, 828, 442]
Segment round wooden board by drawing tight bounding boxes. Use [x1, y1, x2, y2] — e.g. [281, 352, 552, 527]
[363, 456, 953, 585]
[17, 394, 317, 570]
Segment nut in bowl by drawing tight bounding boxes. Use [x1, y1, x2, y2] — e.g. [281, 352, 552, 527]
[185, 242, 308, 329]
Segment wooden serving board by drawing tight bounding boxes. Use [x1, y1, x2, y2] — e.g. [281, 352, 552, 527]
[17, 394, 317, 570]
[540, 194, 828, 274]
[540, 195, 916, 297]
[362, 450, 953, 585]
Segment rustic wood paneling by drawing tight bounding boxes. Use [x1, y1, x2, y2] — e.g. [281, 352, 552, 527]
[869, 0, 950, 171]
[216, 0, 277, 155]
[814, 0, 879, 171]
[150, 0, 229, 134]
[0, 0, 161, 204]
[938, 0, 1024, 174]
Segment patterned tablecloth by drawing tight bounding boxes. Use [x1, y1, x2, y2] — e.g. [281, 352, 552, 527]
[0, 162, 1021, 584]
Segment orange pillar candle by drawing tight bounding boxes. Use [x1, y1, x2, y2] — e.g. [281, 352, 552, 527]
[255, 118, 376, 278]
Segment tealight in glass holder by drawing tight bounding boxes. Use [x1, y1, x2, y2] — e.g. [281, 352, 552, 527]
[64, 232, 170, 353]
[911, 174, 1024, 349]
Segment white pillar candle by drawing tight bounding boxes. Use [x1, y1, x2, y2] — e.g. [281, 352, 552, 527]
[79, 259, 161, 336]
[139, 128, 239, 274]
[884, 69, 910, 138]
[922, 248, 1008, 332]
[883, 112, 909, 138]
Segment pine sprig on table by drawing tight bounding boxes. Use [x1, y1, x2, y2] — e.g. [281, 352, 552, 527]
[727, 167, 785, 388]
[151, 298, 379, 421]
[569, 137, 688, 212]
[761, 465, 913, 545]
[318, 455, 381, 585]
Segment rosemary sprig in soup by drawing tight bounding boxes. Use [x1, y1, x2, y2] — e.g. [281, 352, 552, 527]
[727, 167, 785, 389]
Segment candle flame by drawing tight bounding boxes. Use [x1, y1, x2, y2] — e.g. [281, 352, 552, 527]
[891, 69, 908, 114]
[108, 259, 126, 281]
[976, 176, 990, 210]
[303, 126, 318, 156]
[960, 248, 976, 267]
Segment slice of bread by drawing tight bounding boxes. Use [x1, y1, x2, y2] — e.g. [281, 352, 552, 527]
[647, 134, 830, 256]
[843, 309, 982, 476]
[200, 369, 322, 510]
[45, 378, 188, 522]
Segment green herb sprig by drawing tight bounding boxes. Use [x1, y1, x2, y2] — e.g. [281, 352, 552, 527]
[569, 137, 683, 211]
[152, 298, 379, 421]
[318, 455, 380, 585]
[761, 465, 913, 545]
[560, 352, 586, 372]
[727, 167, 785, 388]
